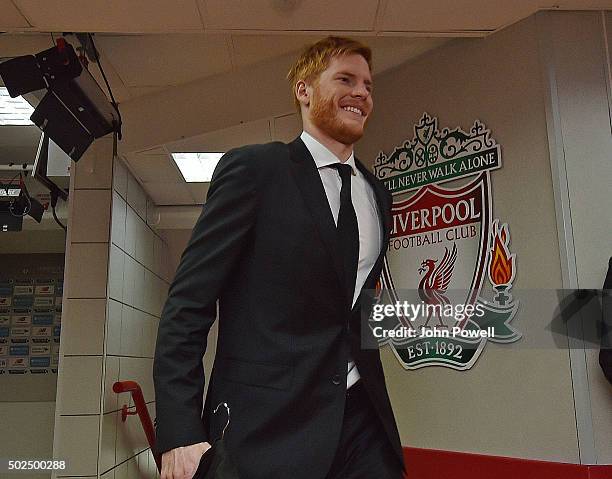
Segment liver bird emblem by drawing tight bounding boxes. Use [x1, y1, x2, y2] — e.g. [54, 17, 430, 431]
[418, 243, 458, 327]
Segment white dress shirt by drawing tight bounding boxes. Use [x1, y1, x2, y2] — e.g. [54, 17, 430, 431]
[300, 131, 382, 389]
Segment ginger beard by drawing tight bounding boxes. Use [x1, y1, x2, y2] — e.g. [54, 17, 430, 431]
[309, 82, 369, 145]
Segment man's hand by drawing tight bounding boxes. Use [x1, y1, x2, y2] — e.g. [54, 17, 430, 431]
[160, 442, 211, 479]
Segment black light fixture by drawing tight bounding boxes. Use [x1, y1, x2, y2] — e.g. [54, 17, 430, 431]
[10, 175, 44, 222]
[0, 173, 44, 232]
[0, 37, 120, 162]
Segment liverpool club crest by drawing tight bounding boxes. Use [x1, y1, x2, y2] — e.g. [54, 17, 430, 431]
[372, 113, 521, 370]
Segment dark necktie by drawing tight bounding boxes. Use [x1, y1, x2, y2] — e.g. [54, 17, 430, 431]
[330, 163, 359, 307]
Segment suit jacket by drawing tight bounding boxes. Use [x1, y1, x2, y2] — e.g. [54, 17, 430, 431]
[153, 137, 405, 478]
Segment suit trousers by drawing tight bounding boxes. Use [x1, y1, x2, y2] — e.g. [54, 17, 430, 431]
[324, 382, 405, 479]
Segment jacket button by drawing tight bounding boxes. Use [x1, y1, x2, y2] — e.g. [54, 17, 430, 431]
[332, 374, 341, 385]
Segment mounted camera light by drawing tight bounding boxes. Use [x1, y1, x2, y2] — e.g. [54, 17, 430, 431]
[0, 37, 120, 162]
[0, 173, 44, 232]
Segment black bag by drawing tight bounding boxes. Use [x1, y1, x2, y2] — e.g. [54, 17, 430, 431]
[192, 402, 240, 479]
[599, 257, 612, 385]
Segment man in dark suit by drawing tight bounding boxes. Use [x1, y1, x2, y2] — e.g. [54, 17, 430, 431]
[153, 36, 406, 479]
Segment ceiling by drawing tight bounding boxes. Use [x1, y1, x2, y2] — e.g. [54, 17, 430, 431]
[2, 0, 610, 34]
[1, 0, 611, 209]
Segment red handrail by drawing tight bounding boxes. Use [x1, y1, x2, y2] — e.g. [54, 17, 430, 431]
[113, 380, 161, 472]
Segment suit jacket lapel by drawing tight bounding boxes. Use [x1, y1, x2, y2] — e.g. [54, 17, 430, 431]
[287, 137, 346, 292]
[355, 157, 392, 291]
[287, 137, 392, 301]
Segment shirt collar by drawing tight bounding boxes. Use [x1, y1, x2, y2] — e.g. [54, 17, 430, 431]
[300, 130, 357, 175]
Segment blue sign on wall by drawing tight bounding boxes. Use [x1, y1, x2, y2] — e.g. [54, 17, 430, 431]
[30, 356, 51, 368]
[33, 313, 54, 325]
[10, 345, 29, 356]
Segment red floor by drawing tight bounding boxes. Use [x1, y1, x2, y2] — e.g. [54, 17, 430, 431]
[403, 447, 612, 479]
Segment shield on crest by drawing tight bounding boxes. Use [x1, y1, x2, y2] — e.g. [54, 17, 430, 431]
[376, 172, 492, 369]
[414, 114, 436, 147]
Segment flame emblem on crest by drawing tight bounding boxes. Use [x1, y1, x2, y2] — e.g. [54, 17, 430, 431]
[488, 220, 515, 286]
[374, 279, 383, 302]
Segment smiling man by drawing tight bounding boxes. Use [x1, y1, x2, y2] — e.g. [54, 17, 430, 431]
[154, 36, 406, 479]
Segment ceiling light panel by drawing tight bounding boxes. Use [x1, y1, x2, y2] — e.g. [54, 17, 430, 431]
[171, 152, 224, 182]
[0, 88, 34, 126]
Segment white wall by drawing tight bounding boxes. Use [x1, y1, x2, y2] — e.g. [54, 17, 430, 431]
[99, 157, 173, 479]
[357, 15, 580, 463]
[52, 139, 171, 478]
[349, 10, 612, 465]
[0, 402, 56, 479]
[0, 236, 65, 477]
[0, 230, 66, 254]
[538, 10, 612, 465]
